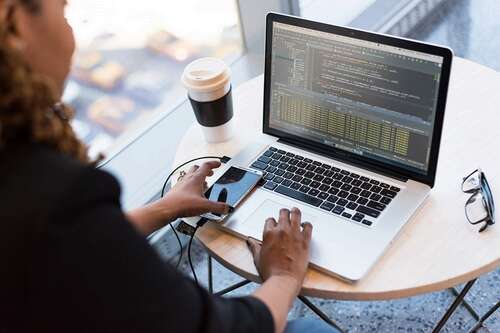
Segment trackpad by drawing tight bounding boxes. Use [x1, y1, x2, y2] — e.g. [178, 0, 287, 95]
[242, 199, 318, 240]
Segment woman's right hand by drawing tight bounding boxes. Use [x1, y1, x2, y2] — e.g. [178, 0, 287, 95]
[247, 207, 313, 290]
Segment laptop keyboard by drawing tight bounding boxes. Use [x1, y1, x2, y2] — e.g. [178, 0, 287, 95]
[250, 146, 401, 227]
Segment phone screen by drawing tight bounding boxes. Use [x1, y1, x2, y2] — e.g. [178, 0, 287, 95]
[205, 167, 262, 212]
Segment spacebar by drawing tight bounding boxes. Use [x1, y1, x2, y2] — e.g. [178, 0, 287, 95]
[274, 185, 322, 207]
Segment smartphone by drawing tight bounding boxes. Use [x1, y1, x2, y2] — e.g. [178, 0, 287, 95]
[201, 166, 263, 221]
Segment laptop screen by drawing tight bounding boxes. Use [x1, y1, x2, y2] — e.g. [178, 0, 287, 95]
[268, 21, 445, 175]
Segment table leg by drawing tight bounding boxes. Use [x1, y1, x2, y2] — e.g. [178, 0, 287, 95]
[467, 300, 500, 333]
[448, 287, 480, 320]
[298, 296, 345, 333]
[208, 255, 213, 294]
[432, 279, 477, 333]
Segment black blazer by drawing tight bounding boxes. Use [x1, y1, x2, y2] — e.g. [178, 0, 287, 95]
[1, 143, 273, 333]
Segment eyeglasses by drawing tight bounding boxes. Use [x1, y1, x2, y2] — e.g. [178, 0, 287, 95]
[461, 169, 495, 232]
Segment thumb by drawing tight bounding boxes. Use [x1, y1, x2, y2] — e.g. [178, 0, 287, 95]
[246, 237, 261, 263]
[205, 199, 230, 215]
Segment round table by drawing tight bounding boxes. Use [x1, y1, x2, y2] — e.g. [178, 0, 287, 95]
[174, 57, 500, 303]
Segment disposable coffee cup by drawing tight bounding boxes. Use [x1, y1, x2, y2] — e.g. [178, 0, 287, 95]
[182, 57, 234, 143]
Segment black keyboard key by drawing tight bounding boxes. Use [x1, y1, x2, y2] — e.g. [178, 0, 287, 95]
[341, 184, 352, 191]
[315, 167, 326, 175]
[283, 172, 294, 179]
[342, 212, 352, 219]
[338, 191, 349, 198]
[347, 202, 358, 210]
[362, 220, 373, 226]
[332, 206, 345, 215]
[324, 170, 334, 178]
[304, 158, 313, 163]
[337, 198, 348, 206]
[361, 182, 372, 190]
[251, 161, 267, 170]
[319, 184, 330, 192]
[264, 181, 278, 190]
[352, 213, 364, 222]
[273, 176, 284, 184]
[318, 192, 329, 200]
[322, 163, 331, 169]
[370, 193, 382, 201]
[367, 200, 386, 211]
[360, 176, 369, 181]
[347, 194, 359, 202]
[333, 173, 343, 180]
[297, 161, 307, 168]
[370, 179, 380, 185]
[280, 156, 291, 163]
[275, 185, 322, 207]
[304, 171, 315, 179]
[357, 197, 369, 205]
[351, 179, 362, 187]
[274, 169, 285, 176]
[380, 196, 392, 205]
[350, 173, 360, 179]
[327, 195, 338, 204]
[351, 187, 362, 195]
[320, 202, 335, 211]
[309, 189, 320, 196]
[264, 173, 274, 181]
[289, 159, 299, 166]
[390, 186, 401, 192]
[286, 152, 295, 157]
[291, 182, 301, 190]
[342, 176, 353, 184]
[277, 149, 286, 154]
[287, 165, 298, 172]
[263, 150, 274, 157]
[332, 167, 340, 172]
[371, 186, 382, 194]
[380, 183, 390, 189]
[381, 189, 397, 198]
[292, 175, 303, 182]
[279, 162, 289, 169]
[270, 160, 280, 167]
[258, 156, 271, 164]
[306, 164, 316, 171]
[301, 178, 312, 186]
[296, 169, 306, 176]
[295, 155, 304, 161]
[269, 147, 277, 152]
[340, 170, 350, 175]
[328, 188, 340, 195]
[272, 153, 282, 160]
[299, 186, 311, 193]
[323, 178, 333, 185]
[332, 180, 342, 188]
[313, 160, 322, 166]
[356, 206, 381, 218]
[266, 166, 277, 173]
[282, 179, 292, 187]
[313, 174, 325, 182]
[360, 190, 371, 198]
[310, 181, 321, 189]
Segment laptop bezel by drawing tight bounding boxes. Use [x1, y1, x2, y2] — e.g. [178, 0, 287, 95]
[262, 13, 453, 188]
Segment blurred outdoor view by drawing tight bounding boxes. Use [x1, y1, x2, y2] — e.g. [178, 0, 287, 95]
[63, 0, 243, 157]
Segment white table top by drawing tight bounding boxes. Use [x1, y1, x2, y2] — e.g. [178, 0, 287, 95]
[174, 57, 500, 300]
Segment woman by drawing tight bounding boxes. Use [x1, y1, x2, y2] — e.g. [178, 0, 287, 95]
[1, 1, 339, 332]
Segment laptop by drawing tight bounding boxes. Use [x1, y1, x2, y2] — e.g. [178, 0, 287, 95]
[215, 13, 453, 282]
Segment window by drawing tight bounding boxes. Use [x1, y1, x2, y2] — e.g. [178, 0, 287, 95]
[64, 0, 243, 158]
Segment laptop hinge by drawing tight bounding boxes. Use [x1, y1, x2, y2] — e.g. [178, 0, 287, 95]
[277, 138, 409, 183]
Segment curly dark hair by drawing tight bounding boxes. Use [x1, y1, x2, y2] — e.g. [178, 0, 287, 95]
[0, 0, 90, 163]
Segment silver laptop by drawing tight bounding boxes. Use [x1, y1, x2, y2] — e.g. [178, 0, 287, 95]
[216, 13, 453, 282]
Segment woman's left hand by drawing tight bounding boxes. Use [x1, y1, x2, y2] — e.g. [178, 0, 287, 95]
[162, 160, 230, 219]
[127, 161, 229, 235]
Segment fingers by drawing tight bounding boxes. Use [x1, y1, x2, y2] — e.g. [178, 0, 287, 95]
[289, 207, 302, 231]
[196, 161, 222, 178]
[204, 199, 230, 215]
[187, 165, 199, 174]
[301, 222, 313, 242]
[263, 217, 277, 234]
[278, 208, 291, 228]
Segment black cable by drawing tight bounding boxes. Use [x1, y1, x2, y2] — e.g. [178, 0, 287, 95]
[159, 156, 224, 271]
[188, 225, 201, 286]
